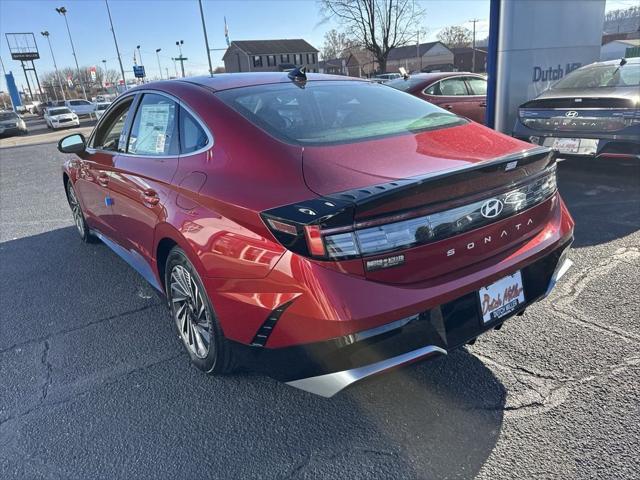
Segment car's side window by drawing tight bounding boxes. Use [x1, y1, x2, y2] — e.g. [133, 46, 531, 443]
[424, 82, 440, 95]
[439, 78, 469, 96]
[92, 97, 134, 152]
[466, 77, 487, 95]
[179, 107, 209, 154]
[127, 94, 179, 156]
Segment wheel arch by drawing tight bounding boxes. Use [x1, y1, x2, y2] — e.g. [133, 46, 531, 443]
[153, 222, 207, 293]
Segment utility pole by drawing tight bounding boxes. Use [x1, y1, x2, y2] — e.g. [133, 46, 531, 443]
[470, 18, 479, 73]
[198, 0, 214, 75]
[56, 6, 88, 99]
[174, 40, 187, 77]
[104, 0, 127, 91]
[155, 49, 163, 80]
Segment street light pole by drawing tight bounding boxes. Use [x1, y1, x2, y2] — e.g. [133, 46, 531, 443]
[155, 48, 163, 80]
[198, 0, 213, 76]
[175, 40, 187, 78]
[136, 45, 145, 82]
[101, 59, 107, 89]
[104, 0, 127, 91]
[55, 6, 88, 99]
[40, 31, 66, 101]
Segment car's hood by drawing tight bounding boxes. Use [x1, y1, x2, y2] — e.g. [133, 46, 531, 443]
[302, 121, 533, 195]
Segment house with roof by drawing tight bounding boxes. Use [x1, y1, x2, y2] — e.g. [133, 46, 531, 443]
[451, 47, 488, 73]
[386, 41, 454, 73]
[223, 39, 319, 73]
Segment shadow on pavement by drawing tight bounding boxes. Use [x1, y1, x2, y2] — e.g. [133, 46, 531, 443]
[0, 226, 506, 479]
[557, 159, 640, 248]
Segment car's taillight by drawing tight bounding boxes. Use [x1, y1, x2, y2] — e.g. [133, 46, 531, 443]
[262, 165, 557, 262]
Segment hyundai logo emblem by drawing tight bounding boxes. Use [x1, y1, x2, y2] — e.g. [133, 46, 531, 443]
[480, 198, 504, 219]
[565, 110, 579, 118]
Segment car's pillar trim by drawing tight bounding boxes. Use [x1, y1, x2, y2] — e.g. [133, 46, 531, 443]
[286, 345, 447, 398]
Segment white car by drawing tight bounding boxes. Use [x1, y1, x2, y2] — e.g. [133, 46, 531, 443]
[65, 99, 95, 117]
[45, 107, 79, 129]
[94, 102, 112, 120]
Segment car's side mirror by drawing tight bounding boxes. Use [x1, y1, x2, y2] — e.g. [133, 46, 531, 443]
[58, 133, 86, 154]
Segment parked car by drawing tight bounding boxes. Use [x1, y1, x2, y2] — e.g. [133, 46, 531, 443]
[0, 110, 28, 136]
[387, 72, 487, 123]
[513, 57, 640, 160]
[65, 99, 95, 117]
[94, 102, 112, 120]
[373, 73, 402, 83]
[57, 72, 574, 397]
[45, 107, 79, 129]
[36, 100, 65, 116]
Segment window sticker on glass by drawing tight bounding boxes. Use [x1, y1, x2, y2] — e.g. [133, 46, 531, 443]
[130, 103, 175, 155]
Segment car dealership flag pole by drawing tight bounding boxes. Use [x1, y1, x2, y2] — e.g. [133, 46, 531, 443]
[104, 0, 127, 90]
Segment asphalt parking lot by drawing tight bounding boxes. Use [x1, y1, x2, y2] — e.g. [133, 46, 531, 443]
[0, 141, 639, 479]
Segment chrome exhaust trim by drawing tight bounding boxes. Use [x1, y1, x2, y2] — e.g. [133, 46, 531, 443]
[286, 345, 447, 398]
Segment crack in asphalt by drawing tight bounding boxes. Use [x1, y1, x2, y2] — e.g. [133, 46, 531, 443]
[0, 303, 164, 356]
[0, 353, 182, 429]
[40, 340, 52, 402]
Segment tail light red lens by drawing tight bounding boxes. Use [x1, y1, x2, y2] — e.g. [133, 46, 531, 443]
[304, 225, 326, 256]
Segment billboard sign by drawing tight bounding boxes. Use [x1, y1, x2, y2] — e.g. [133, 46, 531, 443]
[89, 66, 97, 82]
[5, 33, 40, 61]
[133, 65, 145, 78]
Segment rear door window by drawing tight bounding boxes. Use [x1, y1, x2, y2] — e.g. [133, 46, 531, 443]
[127, 93, 179, 156]
[179, 107, 209, 153]
[466, 77, 487, 95]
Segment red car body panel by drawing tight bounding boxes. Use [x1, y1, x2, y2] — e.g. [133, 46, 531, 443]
[61, 73, 574, 391]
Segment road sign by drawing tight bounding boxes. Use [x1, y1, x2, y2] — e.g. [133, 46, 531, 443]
[133, 65, 145, 78]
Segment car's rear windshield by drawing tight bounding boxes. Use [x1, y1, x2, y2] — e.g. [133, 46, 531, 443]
[0, 111, 18, 120]
[50, 108, 72, 115]
[216, 80, 465, 146]
[386, 76, 430, 92]
[552, 61, 640, 89]
[96, 103, 110, 110]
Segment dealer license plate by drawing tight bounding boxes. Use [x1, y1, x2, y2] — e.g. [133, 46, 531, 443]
[478, 271, 525, 323]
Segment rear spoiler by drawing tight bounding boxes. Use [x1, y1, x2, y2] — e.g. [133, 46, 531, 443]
[323, 146, 555, 220]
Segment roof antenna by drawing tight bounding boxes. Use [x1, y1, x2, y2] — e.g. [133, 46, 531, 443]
[399, 67, 409, 79]
[288, 66, 307, 82]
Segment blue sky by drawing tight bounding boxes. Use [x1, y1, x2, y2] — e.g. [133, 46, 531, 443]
[0, 0, 633, 92]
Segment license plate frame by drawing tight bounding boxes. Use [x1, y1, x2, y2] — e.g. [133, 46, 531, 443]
[478, 271, 526, 324]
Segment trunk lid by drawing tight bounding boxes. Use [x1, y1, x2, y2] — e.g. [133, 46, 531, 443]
[302, 122, 557, 284]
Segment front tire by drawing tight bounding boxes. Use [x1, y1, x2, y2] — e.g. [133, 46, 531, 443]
[65, 181, 96, 243]
[165, 248, 235, 374]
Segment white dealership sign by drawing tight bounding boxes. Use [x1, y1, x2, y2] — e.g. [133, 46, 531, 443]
[493, 0, 605, 133]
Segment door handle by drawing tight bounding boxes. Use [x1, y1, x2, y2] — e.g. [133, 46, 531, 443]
[443, 104, 453, 110]
[97, 172, 109, 187]
[479, 102, 487, 108]
[143, 189, 160, 207]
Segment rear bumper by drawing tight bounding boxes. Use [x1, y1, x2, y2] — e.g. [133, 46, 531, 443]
[512, 122, 640, 160]
[229, 241, 573, 396]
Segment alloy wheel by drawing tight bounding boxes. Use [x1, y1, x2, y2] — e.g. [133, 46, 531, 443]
[67, 185, 85, 237]
[170, 265, 212, 359]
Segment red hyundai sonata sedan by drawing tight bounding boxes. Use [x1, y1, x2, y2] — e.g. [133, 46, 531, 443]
[58, 71, 574, 397]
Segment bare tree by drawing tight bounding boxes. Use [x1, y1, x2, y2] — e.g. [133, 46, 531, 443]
[605, 6, 639, 22]
[321, 29, 355, 60]
[437, 25, 472, 48]
[320, 0, 424, 73]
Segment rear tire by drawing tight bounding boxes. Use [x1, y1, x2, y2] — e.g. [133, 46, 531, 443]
[65, 181, 97, 243]
[165, 247, 235, 374]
